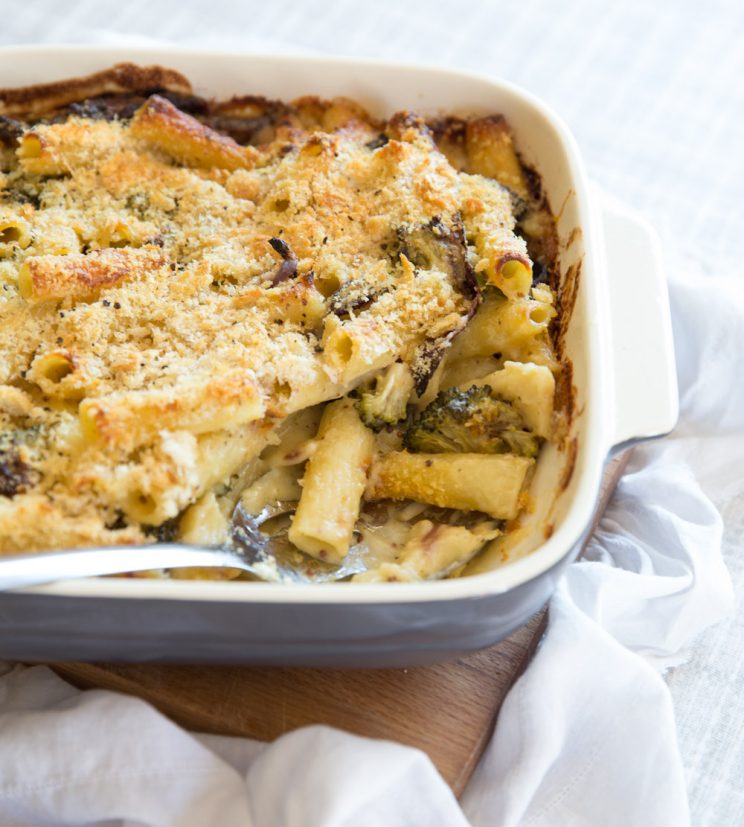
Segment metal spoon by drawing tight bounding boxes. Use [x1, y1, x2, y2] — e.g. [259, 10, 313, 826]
[230, 501, 367, 584]
[0, 501, 366, 591]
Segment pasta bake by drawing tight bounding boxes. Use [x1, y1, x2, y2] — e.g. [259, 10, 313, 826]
[0, 63, 564, 583]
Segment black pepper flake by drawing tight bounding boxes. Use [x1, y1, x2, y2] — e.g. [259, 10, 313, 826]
[56, 337, 63, 345]
[102, 299, 111, 307]
[322, 236, 328, 245]
[59, 312, 65, 318]
[424, 459, 433, 467]
[113, 302, 121, 309]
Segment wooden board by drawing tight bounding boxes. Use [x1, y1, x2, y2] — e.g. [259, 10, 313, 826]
[49, 453, 629, 796]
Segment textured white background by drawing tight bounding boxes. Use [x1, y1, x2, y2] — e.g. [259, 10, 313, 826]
[2, 1, 743, 822]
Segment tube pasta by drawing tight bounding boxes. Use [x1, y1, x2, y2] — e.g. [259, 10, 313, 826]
[18, 247, 165, 302]
[27, 350, 88, 399]
[179, 492, 229, 546]
[0, 214, 31, 254]
[459, 173, 532, 298]
[130, 95, 258, 171]
[240, 466, 303, 514]
[173, 493, 245, 580]
[447, 293, 555, 363]
[193, 426, 272, 502]
[320, 266, 466, 383]
[321, 315, 394, 382]
[117, 425, 271, 526]
[288, 400, 374, 563]
[465, 116, 530, 201]
[366, 451, 534, 520]
[79, 373, 266, 449]
[17, 119, 123, 176]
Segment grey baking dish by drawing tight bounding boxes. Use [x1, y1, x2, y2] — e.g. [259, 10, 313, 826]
[0, 46, 678, 666]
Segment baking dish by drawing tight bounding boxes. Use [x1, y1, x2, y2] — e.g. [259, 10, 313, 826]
[0, 46, 678, 666]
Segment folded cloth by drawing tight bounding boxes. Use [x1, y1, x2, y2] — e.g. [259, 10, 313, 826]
[0, 248, 738, 827]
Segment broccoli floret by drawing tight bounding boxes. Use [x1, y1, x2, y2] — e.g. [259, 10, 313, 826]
[403, 385, 540, 457]
[355, 363, 415, 431]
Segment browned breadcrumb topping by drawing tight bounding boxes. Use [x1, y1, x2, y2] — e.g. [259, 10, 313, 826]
[0, 68, 558, 555]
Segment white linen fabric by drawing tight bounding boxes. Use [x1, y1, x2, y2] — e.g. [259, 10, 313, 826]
[1, 1, 743, 824]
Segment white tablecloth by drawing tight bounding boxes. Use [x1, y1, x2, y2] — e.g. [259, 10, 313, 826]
[1, 2, 743, 824]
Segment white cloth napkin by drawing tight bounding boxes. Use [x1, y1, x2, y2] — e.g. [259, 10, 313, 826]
[0, 251, 739, 826]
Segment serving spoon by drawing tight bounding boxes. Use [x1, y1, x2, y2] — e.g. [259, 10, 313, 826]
[0, 502, 367, 591]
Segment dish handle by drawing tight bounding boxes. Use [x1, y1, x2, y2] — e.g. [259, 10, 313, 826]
[599, 192, 679, 455]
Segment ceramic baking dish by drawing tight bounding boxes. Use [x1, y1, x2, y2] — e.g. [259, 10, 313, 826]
[0, 46, 678, 666]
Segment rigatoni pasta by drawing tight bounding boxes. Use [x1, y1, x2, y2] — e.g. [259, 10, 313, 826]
[288, 400, 374, 563]
[0, 63, 564, 583]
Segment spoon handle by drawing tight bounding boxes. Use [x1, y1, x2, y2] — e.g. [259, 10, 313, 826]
[0, 544, 245, 591]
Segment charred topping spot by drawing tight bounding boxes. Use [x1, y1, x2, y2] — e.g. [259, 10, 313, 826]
[155, 90, 210, 116]
[202, 113, 275, 146]
[126, 192, 150, 218]
[386, 111, 432, 140]
[329, 280, 382, 317]
[55, 94, 145, 122]
[202, 95, 291, 146]
[49, 90, 209, 124]
[0, 450, 36, 498]
[521, 161, 543, 201]
[0, 115, 23, 147]
[426, 116, 467, 143]
[0, 429, 41, 498]
[366, 133, 389, 150]
[1, 185, 41, 209]
[106, 511, 129, 531]
[410, 338, 446, 397]
[531, 261, 549, 286]
[507, 190, 530, 220]
[144, 517, 180, 542]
